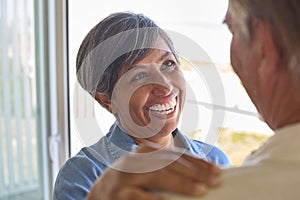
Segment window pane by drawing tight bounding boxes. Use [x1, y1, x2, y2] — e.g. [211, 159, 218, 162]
[0, 0, 47, 198]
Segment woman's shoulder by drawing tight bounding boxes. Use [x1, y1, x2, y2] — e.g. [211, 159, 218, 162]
[53, 146, 107, 200]
[55, 144, 108, 182]
[190, 139, 231, 167]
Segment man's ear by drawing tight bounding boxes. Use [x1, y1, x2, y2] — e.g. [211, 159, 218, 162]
[94, 92, 112, 113]
[254, 18, 281, 73]
[253, 18, 283, 90]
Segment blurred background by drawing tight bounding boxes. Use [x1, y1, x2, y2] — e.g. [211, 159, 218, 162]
[0, 0, 273, 199]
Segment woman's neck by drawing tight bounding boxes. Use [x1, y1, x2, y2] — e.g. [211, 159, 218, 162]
[133, 133, 174, 148]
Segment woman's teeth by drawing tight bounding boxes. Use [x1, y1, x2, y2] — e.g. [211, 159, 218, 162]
[149, 98, 176, 115]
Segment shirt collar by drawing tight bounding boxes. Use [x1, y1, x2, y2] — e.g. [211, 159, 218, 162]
[106, 121, 196, 162]
[244, 122, 300, 164]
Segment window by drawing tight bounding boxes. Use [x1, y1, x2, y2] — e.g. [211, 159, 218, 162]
[0, 0, 69, 199]
[0, 0, 50, 199]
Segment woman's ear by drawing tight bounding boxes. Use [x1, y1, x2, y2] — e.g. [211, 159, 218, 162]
[94, 92, 112, 113]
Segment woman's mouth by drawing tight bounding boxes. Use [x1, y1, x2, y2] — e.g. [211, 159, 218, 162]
[149, 98, 177, 115]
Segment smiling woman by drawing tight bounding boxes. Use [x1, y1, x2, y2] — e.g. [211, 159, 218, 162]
[53, 12, 230, 200]
[110, 49, 185, 145]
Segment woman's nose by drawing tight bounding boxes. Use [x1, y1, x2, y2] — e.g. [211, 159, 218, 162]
[151, 74, 174, 96]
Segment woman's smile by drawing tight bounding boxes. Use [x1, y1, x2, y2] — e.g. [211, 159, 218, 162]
[148, 95, 177, 117]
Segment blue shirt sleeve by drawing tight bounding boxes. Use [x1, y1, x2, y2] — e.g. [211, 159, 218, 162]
[191, 139, 231, 167]
[206, 145, 231, 167]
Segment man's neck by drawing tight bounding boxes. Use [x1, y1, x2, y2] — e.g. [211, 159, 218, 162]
[262, 75, 300, 130]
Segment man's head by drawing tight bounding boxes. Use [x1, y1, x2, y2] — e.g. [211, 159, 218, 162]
[227, 0, 300, 84]
[225, 0, 300, 129]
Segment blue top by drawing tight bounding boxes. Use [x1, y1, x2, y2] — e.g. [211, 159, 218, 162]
[53, 122, 230, 200]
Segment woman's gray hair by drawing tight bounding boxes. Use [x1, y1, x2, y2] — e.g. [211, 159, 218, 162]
[76, 12, 178, 98]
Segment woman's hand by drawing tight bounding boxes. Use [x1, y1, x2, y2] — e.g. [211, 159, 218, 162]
[86, 143, 221, 200]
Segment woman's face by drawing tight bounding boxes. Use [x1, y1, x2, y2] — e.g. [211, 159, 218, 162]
[111, 47, 186, 139]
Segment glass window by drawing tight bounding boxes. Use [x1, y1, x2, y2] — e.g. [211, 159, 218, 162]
[0, 0, 51, 199]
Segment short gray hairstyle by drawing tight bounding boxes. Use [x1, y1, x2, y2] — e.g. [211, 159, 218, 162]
[230, 0, 300, 85]
[76, 12, 178, 98]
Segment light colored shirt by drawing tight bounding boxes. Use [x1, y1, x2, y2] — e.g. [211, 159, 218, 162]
[163, 122, 300, 200]
[53, 122, 230, 200]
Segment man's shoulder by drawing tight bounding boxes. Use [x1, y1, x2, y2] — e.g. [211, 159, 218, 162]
[162, 164, 300, 200]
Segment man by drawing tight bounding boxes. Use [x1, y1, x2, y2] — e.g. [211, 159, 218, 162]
[162, 0, 300, 199]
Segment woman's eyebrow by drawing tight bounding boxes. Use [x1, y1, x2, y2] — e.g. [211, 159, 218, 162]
[129, 65, 147, 72]
[125, 51, 173, 73]
[158, 51, 172, 63]
[123, 65, 148, 76]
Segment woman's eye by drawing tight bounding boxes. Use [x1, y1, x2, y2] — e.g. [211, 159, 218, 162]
[131, 72, 148, 82]
[161, 60, 176, 72]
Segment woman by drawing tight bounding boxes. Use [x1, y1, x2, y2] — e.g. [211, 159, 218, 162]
[54, 12, 230, 200]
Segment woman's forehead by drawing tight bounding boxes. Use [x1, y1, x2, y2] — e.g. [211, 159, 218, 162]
[120, 48, 173, 73]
